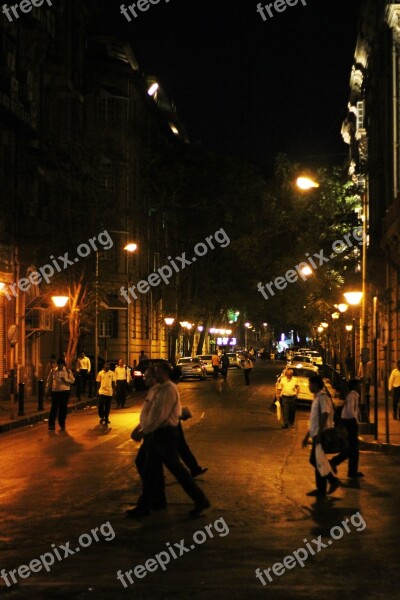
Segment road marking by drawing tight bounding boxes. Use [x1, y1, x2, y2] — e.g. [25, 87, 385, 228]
[88, 435, 118, 448]
[117, 439, 133, 449]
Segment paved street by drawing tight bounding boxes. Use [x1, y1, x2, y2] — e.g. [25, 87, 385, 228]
[1, 362, 399, 599]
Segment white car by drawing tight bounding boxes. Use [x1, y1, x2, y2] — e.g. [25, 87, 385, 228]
[177, 357, 207, 380]
[287, 354, 318, 372]
[302, 350, 323, 366]
[196, 355, 214, 376]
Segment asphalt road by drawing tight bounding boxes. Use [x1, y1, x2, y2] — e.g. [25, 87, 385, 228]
[1, 362, 399, 599]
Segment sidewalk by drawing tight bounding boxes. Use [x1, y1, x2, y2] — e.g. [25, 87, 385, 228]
[325, 380, 400, 454]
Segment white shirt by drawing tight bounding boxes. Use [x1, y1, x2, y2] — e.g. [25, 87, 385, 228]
[77, 356, 91, 372]
[140, 384, 159, 429]
[277, 376, 299, 396]
[309, 391, 334, 438]
[46, 367, 75, 393]
[389, 368, 400, 390]
[114, 365, 131, 382]
[342, 390, 359, 420]
[142, 380, 181, 435]
[96, 370, 116, 396]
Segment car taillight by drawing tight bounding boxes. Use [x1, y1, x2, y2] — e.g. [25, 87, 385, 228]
[134, 371, 142, 377]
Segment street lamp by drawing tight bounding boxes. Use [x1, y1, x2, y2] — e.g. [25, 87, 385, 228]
[301, 265, 313, 276]
[244, 322, 251, 350]
[296, 176, 320, 190]
[343, 291, 363, 377]
[164, 317, 175, 362]
[51, 295, 69, 357]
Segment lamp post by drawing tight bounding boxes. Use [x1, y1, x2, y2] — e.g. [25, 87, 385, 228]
[124, 242, 138, 367]
[164, 317, 175, 362]
[51, 295, 69, 358]
[244, 322, 251, 350]
[343, 291, 363, 379]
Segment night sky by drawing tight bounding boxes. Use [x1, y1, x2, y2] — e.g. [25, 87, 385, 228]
[101, 0, 363, 168]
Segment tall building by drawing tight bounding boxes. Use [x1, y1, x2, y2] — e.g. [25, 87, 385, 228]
[342, 0, 400, 389]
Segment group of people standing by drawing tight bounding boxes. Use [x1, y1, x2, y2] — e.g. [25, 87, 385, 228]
[211, 351, 254, 384]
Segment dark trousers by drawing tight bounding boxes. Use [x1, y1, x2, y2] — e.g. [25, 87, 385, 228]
[116, 380, 128, 407]
[393, 387, 400, 419]
[98, 395, 112, 422]
[136, 422, 201, 478]
[136, 437, 166, 506]
[78, 369, 88, 395]
[139, 426, 208, 510]
[310, 441, 337, 494]
[213, 366, 219, 379]
[49, 391, 70, 428]
[330, 418, 359, 477]
[244, 369, 251, 385]
[221, 366, 228, 380]
[281, 395, 296, 426]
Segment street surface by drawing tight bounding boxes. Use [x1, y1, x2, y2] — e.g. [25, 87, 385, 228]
[1, 362, 399, 599]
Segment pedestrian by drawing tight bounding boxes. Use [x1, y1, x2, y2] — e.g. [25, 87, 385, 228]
[221, 351, 229, 380]
[389, 360, 400, 420]
[243, 355, 253, 385]
[357, 358, 372, 420]
[139, 350, 148, 363]
[212, 352, 220, 379]
[302, 375, 340, 498]
[134, 367, 208, 508]
[96, 362, 116, 426]
[45, 357, 75, 432]
[330, 379, 364, 480]
[115, 358, 131, 408]
[127, 363, 210, 519]
[276, 368, 299, 429]
[76, 352, 91, 397]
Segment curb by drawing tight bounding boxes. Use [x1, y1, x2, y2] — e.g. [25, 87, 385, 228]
[359, 438, 400, 455]
[0, 397, 96, 434]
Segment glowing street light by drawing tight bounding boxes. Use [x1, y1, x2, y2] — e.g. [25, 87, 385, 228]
[345, 324, 353, 332]
[321, 322, 329, 328]
[124, 242, 138, 253]
[51, 295, 69, 308]
[337, 303, 348, 313]
[296, 176, 320, 190]
[317, 326, 324, 333]
[164, 317, 174, 326]
[147, 82, 159, 96]
[301, 265, 313, 276]
[197, 325, 204, 332]
[343, 291, 363, 306]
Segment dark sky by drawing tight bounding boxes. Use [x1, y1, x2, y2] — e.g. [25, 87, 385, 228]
[102, 0, 363, 168]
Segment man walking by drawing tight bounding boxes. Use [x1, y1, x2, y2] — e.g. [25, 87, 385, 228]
[389, 360, 400, 420]
[212, 352, 220, 379]
[243, 355, 253, 385]
[276, 368, 299, 429]
[128, 363, 210, 519]
[96, 362, 116, 426]
[302, 375, 340, 499]
[46, 357, 75, 431]
[76, 352, 91, 397]
[221, 351, 229, 380]
[115, 358, 131, 408]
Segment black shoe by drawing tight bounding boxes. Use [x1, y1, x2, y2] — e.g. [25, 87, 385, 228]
[126, 507, 150, 519]
[59, 426, 65, 432]
[349, 472, 364, 479]
[99, 418, 104, 425]
[281, 425, 289, 429]
[192, 467, 208, 478]
[306, 489, 326, 498]
[189, 498, 211, 517]
[290, 424, 295, 428]
[151, 501, 167, 511]
[105, 420, 111, 425]
[329, 461, 338, 474]
[327, 478, 340, 495]
[48, 426, 55, 431]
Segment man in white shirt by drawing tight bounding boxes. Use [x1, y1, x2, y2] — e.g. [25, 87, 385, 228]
[127, 363, 210, 519]
[96, 362, 116, 426]
[45, 358, 75, 431]
[302, 375, 339, 498]
[388, 360, 400, 420]
[276, 369, 299, 429]
[330, 379, 363, 479]
[76, 352, 91, 396]
[114, 358, 131, 408]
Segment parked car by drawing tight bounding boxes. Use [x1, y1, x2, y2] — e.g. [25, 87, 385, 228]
[177, 357, 207, 380]
[302, 350, 323, 366]
[132, 358, 176, 391]
[287, 354, 318, 372]
[196, 355, 214, 376]
[225, 352, 242, 369]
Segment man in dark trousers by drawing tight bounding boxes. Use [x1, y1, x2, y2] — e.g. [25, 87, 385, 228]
[128, 363, 210, 519]
[46, 357, 75, 431]
[221, 351, 230, 380]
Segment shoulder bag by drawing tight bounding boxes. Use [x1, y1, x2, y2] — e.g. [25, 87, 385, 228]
[318, 395, 349, 454]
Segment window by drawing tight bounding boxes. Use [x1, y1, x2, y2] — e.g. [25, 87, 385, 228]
[356, 101, 365, 131]
[98, 163, 115, 193]
[99, 97, 116, 124]
[99, 311, 118, 338]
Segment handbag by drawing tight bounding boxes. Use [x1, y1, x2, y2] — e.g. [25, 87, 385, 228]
[131, 424, 143, 442]
[318, 395, 348, 454]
